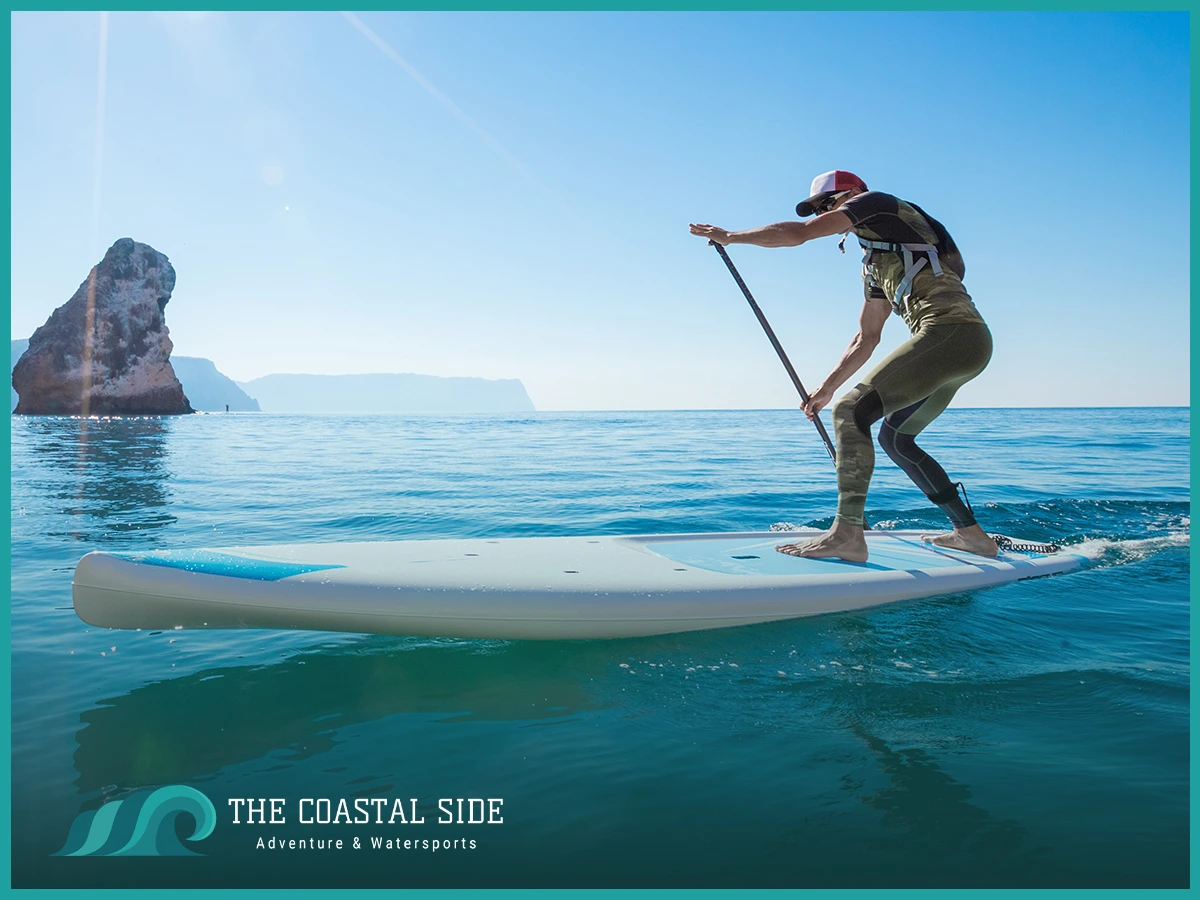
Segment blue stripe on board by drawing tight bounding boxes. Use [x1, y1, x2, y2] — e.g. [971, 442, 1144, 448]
[110, 550, 345, 582]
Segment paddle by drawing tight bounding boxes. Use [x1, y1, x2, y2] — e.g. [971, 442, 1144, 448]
[708, 240, 837, 463]
[709, 240, 874, 532]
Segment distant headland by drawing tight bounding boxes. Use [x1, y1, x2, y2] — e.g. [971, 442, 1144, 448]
[13, 340, 535, 414]
[11, 238, 535, 415]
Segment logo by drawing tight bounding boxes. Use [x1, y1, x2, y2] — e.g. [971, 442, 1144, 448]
[54, 785, 217, 857]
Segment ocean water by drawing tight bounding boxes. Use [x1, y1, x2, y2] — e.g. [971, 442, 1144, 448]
[9, 408, 1190, 888]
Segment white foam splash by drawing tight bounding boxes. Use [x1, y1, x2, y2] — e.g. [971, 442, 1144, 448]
[1070, 531, 1190, 564]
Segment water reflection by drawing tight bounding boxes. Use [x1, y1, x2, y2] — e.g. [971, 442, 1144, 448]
[73, 640, 604, 792]
[13, 416, 176, 542]
[853, 727, 1028, 854]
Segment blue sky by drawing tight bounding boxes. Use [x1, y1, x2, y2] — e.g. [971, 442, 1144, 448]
[10, 11, 1190, 409]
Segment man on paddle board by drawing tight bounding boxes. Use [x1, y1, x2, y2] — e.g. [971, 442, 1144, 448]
[690, 171, 997, 563]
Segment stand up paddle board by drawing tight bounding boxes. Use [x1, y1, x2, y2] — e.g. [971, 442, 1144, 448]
[72, 530, 1084, 640]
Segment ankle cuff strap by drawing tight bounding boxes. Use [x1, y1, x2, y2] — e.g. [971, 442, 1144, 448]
[926, 485, 960, 506]
[927, 482, 973, 511]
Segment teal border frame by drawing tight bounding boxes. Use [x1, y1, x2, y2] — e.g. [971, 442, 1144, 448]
[3, 4, 1193, 898]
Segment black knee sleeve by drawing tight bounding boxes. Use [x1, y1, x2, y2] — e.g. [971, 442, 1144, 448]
[850, 386, 884, 439]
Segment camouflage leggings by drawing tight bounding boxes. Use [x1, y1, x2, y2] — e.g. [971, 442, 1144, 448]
[831, 322, 993, 528]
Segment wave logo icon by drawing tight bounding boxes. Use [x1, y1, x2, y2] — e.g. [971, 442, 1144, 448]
[54, 785, 217, 857]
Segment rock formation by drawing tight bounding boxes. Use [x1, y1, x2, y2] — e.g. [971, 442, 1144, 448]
[12, 238, 193, 415]
[10, 339, 28, 412]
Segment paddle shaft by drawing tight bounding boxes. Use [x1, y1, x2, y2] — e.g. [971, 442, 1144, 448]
[710, 241, 837, 463]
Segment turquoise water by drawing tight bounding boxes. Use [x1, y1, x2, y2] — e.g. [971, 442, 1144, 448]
[9, 408, 1189, 888]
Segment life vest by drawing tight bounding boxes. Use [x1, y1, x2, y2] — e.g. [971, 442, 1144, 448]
[837, 200, 959, 318]
[858, 238, 943, 317]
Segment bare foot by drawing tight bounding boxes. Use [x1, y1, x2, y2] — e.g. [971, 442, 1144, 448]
[776, 522, 868, 562]
[921, 524, 998, 557]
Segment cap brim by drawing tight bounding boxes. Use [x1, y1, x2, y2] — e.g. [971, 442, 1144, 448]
[796, 191, 836, 218]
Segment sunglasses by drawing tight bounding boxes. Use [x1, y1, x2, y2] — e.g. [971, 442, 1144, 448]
[814, 191, 847, 215]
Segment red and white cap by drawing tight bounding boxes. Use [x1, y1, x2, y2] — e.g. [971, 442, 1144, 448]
[795, 170, 868, 217]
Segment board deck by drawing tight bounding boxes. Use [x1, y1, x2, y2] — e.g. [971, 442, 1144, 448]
[72, 530, 1086, 640]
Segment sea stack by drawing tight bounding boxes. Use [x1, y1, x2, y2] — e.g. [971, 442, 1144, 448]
[12, 238, 193, 415]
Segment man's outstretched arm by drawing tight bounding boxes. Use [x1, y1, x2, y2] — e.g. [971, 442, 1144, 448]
[689, 210, 853, 247]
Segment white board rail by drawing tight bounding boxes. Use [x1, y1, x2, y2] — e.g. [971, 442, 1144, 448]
[72, 530, 1086, 640]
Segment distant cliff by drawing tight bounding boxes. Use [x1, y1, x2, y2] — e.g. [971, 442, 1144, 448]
[12, 341, 256, 414]
[13, 338, 534, 414]
[236, 373, 535, 413]
[170, 357, 260, 412]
